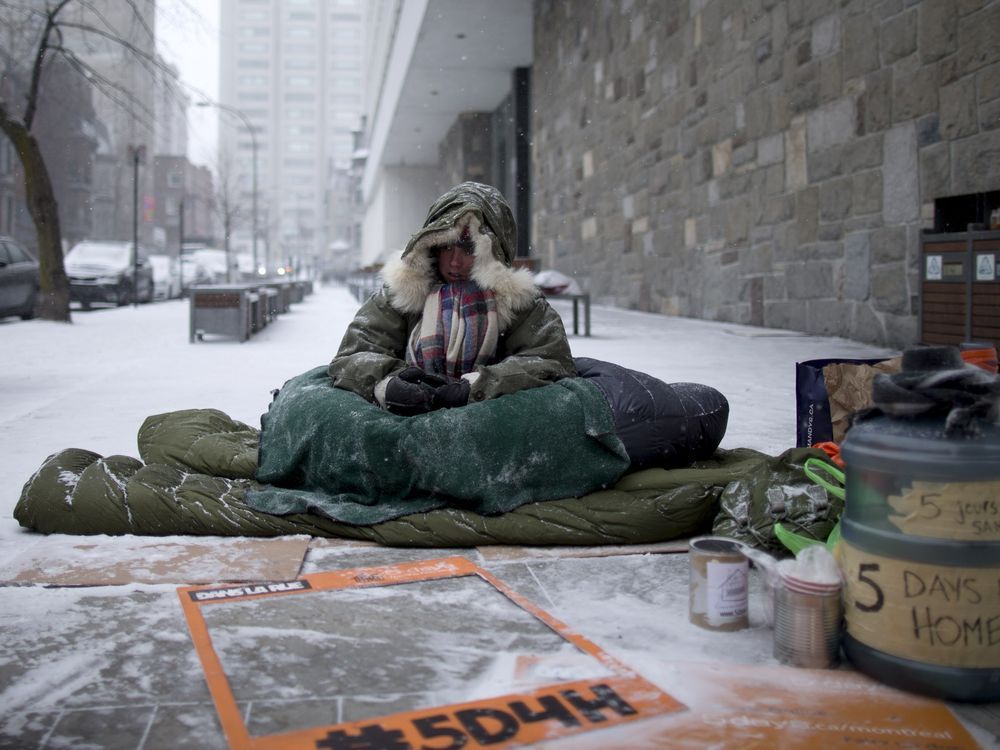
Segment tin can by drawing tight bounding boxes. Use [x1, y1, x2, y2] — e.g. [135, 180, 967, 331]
[688, 536, 749, 631]
[773, 573, 843, 668]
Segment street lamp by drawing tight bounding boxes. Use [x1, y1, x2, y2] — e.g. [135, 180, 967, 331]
[196, 100, 259, 278]
[127, 144, 146, 307]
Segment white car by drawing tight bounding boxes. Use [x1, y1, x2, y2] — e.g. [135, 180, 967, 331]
[65, 241, 155, 308]
[148, 254, 181, 300]
[181, 249, 229, 291]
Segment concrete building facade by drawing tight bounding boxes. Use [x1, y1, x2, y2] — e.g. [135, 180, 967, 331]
[357, 0, 533, 268]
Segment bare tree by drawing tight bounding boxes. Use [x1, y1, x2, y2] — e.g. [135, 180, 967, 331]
[211, 150, 246, 284]
[0, 0, 178, 321]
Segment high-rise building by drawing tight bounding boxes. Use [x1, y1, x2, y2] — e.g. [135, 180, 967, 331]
[0, 0, 166, 251]
[62, 0, 159, 247]
[219, 0, 364, 275]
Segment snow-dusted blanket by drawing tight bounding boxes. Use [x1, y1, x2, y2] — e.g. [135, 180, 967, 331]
[247, 366, 630, 524]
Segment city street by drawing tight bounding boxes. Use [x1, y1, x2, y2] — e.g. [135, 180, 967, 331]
[0, 284, 995, 749]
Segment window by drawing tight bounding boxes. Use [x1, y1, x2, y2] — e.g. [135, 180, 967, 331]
[4, 239, 30, 263]
[285, 108, 315, 119]
[284, 93, 314, 102]
[238, 59, 269, 68]
[286, 125, 316, 136]
[286, 75, 314, 87]
[331, 76, 359, 90]
[330, 58, 360, 70]
[242, 10, 267, 20]
[330, 93, 359, 106]
[332, 27, 359, 40]
[287, 141, 313, 153]
[286, 58, 315, 69]
[333, 133, 352, 149]
[284, 158, 313, 168]
[287, 27, 315, 38]
[289, 11, 315, 20]
[239, 75, 267, 87]
[239, 42, 268, 53]
[167, 171, 183, 188]
[241, 26, 269, 37]
[238, 92, 270, 101]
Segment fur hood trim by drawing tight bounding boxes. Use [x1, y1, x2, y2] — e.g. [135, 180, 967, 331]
[383, 211, 536, 329]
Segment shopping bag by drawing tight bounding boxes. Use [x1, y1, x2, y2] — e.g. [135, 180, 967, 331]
[795, 357, 900, 447]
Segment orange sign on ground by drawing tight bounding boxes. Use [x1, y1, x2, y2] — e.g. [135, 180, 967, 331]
[177, 556, 686, 750]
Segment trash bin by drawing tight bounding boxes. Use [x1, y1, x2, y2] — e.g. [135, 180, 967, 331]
[919, 228, 999, 351]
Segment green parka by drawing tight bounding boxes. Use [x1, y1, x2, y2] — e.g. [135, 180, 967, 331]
[329, 182, 576, 404]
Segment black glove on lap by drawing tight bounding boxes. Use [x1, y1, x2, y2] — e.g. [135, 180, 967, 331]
[396, 366, 450, 389]
[384, 377, 434, 416]
[433, 380, 471, 409]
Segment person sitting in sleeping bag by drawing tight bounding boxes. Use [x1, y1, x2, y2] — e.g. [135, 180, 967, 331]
[329, 181, 577, 415]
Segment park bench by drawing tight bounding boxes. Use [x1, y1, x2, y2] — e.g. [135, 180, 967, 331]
[545, 291, 591, 336]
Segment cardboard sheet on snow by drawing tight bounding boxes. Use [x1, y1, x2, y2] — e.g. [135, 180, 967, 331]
[178, 556, 685, 750]
[178, 555, 983, 750]
[544, 661, 982, 749]
[2, 535, 311, 585]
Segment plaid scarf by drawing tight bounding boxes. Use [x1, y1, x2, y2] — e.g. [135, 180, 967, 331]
[408, 281, 499, 378]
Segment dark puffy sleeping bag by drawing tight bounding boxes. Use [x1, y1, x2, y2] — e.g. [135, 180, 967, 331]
[575, 357, 729, 469]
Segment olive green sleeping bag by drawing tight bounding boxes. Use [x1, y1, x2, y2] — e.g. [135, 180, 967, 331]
[14, 401, 833, 549]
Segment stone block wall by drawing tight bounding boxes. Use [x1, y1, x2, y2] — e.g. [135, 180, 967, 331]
[530, 0, 1000, 347]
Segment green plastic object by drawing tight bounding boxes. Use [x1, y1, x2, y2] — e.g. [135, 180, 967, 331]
[774, 519, 841, 554]
[802, 457, 845, 499]
[774, 456, 845, 554]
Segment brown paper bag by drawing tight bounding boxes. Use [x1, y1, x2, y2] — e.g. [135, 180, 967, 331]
[822, 357, 902, 443]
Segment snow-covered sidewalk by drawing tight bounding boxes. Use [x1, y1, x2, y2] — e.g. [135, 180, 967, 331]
[5, 284, 994, 750]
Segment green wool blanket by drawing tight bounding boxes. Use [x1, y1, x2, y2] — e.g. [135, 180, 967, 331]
[245, 366, 631, 525]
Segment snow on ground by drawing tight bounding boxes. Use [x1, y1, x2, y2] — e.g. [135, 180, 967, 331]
[6, 286, 998, 750]
[0, 283, 894, 561]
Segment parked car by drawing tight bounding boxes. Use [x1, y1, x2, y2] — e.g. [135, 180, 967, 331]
[64, 241, 155, 308]
[0, 236, 39, 320]
[180, 248, 229, 292]
[148, 254, 181, 300]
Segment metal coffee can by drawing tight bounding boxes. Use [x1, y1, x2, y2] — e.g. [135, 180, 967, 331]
[773, 572, 843, 668]
[688, 536, 749, 631]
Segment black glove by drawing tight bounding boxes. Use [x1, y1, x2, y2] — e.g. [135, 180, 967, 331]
[396, 366, 450, 389]
[384, 377, 434, 416]
[432, 379, 471, 409]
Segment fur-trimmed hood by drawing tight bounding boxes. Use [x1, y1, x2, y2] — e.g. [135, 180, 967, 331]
[382, 182, 537, 329]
